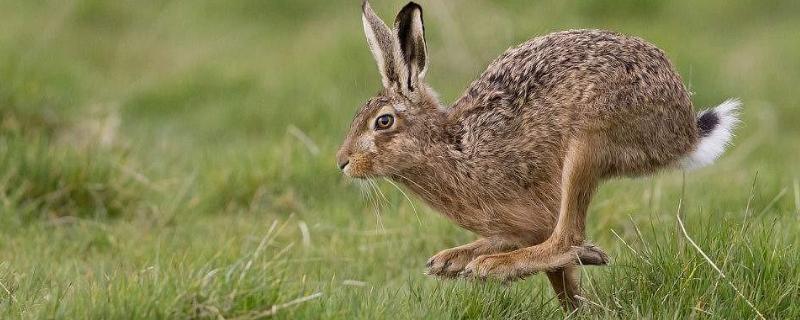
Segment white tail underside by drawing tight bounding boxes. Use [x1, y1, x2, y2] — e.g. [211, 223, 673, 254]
[680, 99, 741, 170]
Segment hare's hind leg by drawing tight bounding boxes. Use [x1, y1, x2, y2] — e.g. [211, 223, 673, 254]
[426, 238, 517, 278]
[547, 266, 581, 310]
[461, 138, 608, 281]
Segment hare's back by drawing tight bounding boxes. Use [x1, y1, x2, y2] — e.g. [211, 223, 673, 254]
[455, 29, 691, 121]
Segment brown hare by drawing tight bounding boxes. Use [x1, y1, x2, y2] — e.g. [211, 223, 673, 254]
[336, 1, 740, 309]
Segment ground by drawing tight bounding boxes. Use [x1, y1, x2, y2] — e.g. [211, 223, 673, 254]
[1, 0, 799, 319]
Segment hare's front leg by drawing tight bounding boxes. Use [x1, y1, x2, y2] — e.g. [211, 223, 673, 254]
[460, 242, 607, 281]
[426, 238, 516, 278]
[461, 139, 609, 282]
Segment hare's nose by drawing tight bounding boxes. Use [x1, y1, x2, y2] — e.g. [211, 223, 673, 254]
[337, 159, 350, 171]
[335, 147, 350, 171]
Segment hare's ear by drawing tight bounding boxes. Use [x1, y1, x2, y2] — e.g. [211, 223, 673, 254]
[362, 1, 406, 89]
[395, 2, 427, 92]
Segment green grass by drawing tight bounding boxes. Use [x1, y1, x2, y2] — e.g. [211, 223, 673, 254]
[1, 0, 799, 318]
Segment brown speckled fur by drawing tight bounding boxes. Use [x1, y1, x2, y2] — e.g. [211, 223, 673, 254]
[338, 1, 711, 310]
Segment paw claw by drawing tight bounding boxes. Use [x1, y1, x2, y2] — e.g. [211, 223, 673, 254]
[441, 260, 451, 271]
[426, 246, 479, 278]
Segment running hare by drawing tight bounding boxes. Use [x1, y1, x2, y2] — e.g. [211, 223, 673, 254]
[336, 1, 739, 309]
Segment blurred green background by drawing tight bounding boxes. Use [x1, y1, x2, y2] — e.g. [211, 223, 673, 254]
[1, 0, 799, 318]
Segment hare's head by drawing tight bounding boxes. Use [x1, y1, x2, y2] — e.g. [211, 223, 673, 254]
[336, 1, 444, 178]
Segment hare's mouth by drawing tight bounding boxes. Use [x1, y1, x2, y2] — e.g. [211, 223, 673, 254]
[342, 162, 367, 179]
[342, 163, 354, 176]
[344, 165, 383, 180]
[341, 156, 379, 179]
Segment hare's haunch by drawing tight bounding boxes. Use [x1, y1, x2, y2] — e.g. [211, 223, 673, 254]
[336, 1, 739, 310]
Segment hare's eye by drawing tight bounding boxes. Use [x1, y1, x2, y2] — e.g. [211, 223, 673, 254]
[375, 114, 394, 130]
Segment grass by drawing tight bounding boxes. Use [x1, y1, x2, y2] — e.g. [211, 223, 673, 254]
[1, 0, 799, 318]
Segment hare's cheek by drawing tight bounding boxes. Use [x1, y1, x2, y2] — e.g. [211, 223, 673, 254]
[357, 135, 377, 153]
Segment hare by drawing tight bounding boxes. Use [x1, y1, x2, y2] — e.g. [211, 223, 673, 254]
[336, 1, 740, 309]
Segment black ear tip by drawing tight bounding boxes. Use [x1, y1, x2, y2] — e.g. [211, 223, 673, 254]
[362, 0, 369, 11]
[396, 2, 424, 28]
[405, 2, 422, 11]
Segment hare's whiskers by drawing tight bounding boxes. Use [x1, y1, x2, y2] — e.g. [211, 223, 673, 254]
[370, 179, 391, 210]
[392, 172, 437, 201]
[384, 177, 421, 224]
[364, 179, 385, 231]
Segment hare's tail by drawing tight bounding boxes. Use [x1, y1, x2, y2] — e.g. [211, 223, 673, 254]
[680, 99, 741, 170]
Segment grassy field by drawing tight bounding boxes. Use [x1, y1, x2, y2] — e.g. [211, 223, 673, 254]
[1, 0, 799, 318]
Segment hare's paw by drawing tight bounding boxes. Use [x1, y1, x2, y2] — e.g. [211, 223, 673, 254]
[459, 244, 608, 282]
[574, 244, 609, 266]
[426, 246, 478, 278]
[460, 251, 531, 282]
